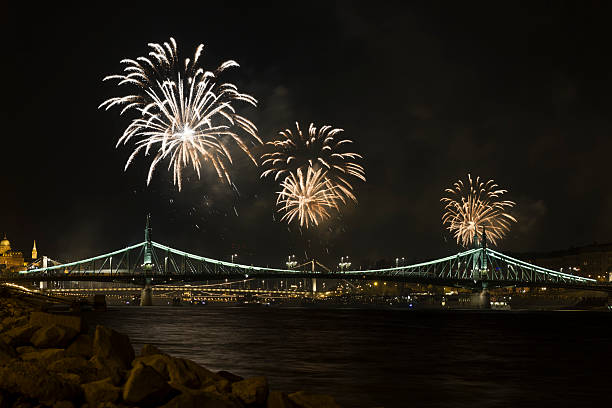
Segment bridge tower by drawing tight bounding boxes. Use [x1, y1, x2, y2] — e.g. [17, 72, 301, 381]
[140, 214, 154, 306]
[469, 225, 490, 308]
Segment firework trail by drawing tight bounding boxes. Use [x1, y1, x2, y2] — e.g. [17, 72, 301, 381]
[276, 167, 341, 228]
[100, 37, 261, 190]
[441, 174, 517, 247]
[261, 122, 365, 202]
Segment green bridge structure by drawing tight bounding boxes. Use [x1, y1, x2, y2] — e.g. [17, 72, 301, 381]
[7, 216, 612, 296]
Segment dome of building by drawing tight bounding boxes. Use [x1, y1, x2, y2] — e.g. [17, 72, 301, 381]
[0, 236, 11, 254]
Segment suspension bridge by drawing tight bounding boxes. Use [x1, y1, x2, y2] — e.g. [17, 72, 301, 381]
[4, 217, 611, 297]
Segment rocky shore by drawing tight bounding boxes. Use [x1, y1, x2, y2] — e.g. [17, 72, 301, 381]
[0, 288, 343, 408]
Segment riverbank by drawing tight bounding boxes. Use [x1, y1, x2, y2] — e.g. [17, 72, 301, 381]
[0, 288, 343, 407]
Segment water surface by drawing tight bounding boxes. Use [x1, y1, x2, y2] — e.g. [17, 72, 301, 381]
[85, 306, 611, 407]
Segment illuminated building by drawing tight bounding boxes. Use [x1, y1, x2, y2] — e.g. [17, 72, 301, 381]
[524, 242, 612, 282]
[0, 235, 36, 273]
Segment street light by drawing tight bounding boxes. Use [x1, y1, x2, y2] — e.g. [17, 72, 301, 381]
[339, 256, 351, 272]
[286, 254, 297, 269]
[231, 253, 238, 263]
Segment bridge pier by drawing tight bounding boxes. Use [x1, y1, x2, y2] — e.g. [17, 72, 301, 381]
[312, 278, 317, 295]
[470, 289, 491, 309]
[140, 278, 153, 306]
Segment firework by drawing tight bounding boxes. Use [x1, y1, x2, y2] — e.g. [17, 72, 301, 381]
[441, 174, 517, 247]
[261, 122, 365, 202]
[276, 166, 341, 228]
[100, 38, 261, 190]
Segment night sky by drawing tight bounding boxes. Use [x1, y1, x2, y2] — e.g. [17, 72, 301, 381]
[3, 2, 612, 268]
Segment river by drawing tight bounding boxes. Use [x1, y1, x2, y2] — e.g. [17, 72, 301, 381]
[84, 306, 611, 407]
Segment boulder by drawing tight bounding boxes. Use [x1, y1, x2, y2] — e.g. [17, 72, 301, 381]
[48, 356, 98, 383]
[214, 378, 232, 394]
[89, 355, 125, 384]
[133, 354, 221, 390]
[15, 346, 36, 354]
[267, 391, 297, 408]
[217, 370, 244, 383]
[29, 312, 86, 333]
[123, 362, 173, 406]
[160, 390, 242, 408]
[48, 356, 90, 372]
[31, 324, 78, 348]
[56, 372, 83, 386]
[8, 395, 32, 408]
[20, 348, 66, 364]
[53, 401, 75, 408]
[288, 391, 342, 408]
[66, 334, 93, 358]
[0, 361, 81, 404]
[231, 376, 269, 405]
[0, 324, 38, 347]
[81, 377, 121, 407]
[1, 315, 27, 330]
[0, 339, 16, 365]
[93, 325, 134, 369]
[140, 343, 164, 357]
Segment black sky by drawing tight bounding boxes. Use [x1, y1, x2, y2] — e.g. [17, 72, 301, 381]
[2, 1, 612, 268]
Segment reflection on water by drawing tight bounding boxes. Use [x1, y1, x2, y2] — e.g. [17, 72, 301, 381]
[85, 306, 611, 408]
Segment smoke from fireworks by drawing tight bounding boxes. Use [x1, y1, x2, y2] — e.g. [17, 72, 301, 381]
[261, 122, 365, 202]
[441, 174, 517, 247]
[276, 167, 341, 228]
[100, 38, 261, 191]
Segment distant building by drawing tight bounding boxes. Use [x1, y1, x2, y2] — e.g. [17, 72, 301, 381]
[524, 242, 612, 282]
[0, 235, 37, 273]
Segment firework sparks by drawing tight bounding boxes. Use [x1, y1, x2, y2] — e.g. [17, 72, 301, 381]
[100, 37, 261, 190]
[276, 166, 341, 228]
[441, 174, 517, 247]
[261, 122, 365, 202]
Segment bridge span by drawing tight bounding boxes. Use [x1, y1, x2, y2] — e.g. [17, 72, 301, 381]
[4, 218, 611, 293]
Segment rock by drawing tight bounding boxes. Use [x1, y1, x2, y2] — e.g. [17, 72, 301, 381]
[81, 377, 121, 407]
[267, 391, 297, 408]
[20, 348, 66, 364]
[0, 391, 9, 408]
[89, 355, 124, 384]
[15, 346, 36, 354]
[8, 395, 32, 408]
[48, 356, 90, 372]
[29, 312, 86, 333]
[48, 356, 98, 383]
[0, 324, 38, 347]
[0, 339, 16, 364]
[217, 370, 244, 383]
[96, 403, 119, 408]
[0, 361, 81, 404]
[93, 326, 134, 370]
[1, 316, 27, 331]
[160, 390, 242, 408]
[214, 378, 232, 394]
[231, 376, 268, 405]
[133, 354, 221, 390]
[30, 324, 78, 348]
[123, 362, 173, 406]
[56, 372, 83, 386]
[66, 334, 93, 359]
[53, 401, 75, 408]
[140, 343, 164, 357]
[288, 391, 342, 408]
